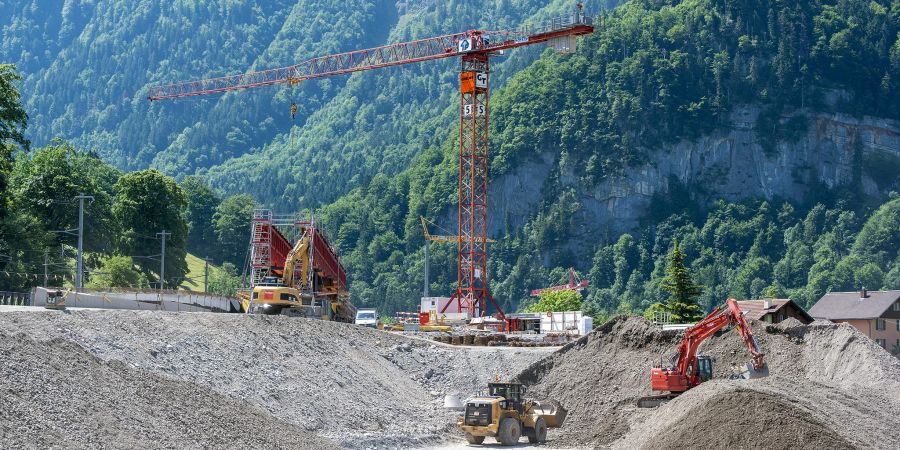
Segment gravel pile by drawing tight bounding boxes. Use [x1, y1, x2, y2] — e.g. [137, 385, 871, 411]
[0, 333, 340, 450]
[515, 316, 900, 449]
[0, 309, 551, 449]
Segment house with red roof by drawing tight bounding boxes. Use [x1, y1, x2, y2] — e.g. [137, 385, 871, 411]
[734, 299, 813, 325]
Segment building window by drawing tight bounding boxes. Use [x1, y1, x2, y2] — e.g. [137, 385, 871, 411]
[875, 318, 885, 331]
[897, 319, 900, 332]
[875, 339, 886, 349]
[894, 302, 900, 312]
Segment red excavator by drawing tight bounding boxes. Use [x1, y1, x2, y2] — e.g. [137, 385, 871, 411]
[638, 298, 769, 407]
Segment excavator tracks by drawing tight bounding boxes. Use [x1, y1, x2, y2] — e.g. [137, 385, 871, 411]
[636, 394, 679, 408]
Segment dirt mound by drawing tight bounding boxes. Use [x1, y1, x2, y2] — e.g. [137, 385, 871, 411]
[0, 309, 550, 449]
[517, 315, 900, 449]
[626, 384, 854, 450]
[0, 333, 340, 450]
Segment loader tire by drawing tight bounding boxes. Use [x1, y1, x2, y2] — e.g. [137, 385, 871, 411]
[528, 417, 547, 443]
[497, 418, 521, 446]
[465, 433, 485, 445]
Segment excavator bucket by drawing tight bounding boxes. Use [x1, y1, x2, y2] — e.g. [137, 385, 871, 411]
[739, 362, 770, 379]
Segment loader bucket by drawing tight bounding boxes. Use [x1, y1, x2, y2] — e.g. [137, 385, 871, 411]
[532, 400, 568, 428]
[740, 362, 770, 379]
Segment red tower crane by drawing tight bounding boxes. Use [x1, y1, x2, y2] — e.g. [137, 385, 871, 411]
[529, 267, 589, 297]
[147, 11, 595, 319]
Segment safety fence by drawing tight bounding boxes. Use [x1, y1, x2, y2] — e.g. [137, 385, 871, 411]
[0, 291, 31, 306]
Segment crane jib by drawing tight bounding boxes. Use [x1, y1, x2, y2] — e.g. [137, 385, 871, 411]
[146, 14, 593, 101]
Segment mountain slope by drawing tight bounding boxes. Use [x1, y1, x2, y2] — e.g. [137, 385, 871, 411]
[316, 0, 900, 313]
[2, 0, 617, 210]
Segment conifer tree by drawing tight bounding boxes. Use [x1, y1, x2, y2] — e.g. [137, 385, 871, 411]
[661, 240, 704, 322]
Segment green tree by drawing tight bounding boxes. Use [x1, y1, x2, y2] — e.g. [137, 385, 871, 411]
[214, 193, 257, 266]
[0, 64, 27, 151]
[851, 197, 900, 266]
[87, 256, 149, 289]
[208, 262, 241, 297]
[0, 63, 45, 291]
[521, 289, 582, 313]
[113, 170, 188, 288]
[181, 176, 221, 260]
[661, 241, 704, 323]
[854, 263, 885, 290]
[0, 64, 28, 225]
[10, 141, 120, 253]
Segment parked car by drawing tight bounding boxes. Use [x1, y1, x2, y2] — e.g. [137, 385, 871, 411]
[355, 309, 378, 328]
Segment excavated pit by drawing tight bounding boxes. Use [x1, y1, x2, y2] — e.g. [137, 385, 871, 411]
[516, 316, 900, 449]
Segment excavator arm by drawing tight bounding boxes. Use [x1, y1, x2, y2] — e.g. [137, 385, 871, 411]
[651, 298, 768, 394]
[282, 232, 310, 289]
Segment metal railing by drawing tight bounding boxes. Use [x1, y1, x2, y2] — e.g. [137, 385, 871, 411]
[521, 12, 593, 37]
[0, 291, 31, 306]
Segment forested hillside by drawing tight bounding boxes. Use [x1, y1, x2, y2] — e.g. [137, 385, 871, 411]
[1, 0, 621, 209]
[316, 0, 900, 314]
[2, 0, 899, 317]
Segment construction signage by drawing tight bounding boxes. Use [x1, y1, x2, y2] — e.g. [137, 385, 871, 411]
[460, 72, 476, 93]
[475, 72, 487, 89]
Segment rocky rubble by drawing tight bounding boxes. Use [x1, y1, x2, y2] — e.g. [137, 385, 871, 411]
[516, 316, 900, 449]
[0, 309, 551, 449]
[0, 334, 341, 450]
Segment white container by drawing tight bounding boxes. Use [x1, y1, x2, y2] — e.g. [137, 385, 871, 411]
[578, 316, 593, 336]
[540, 311, 583, 334]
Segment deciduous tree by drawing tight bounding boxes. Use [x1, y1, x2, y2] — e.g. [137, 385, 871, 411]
[113, 170, 188, 287]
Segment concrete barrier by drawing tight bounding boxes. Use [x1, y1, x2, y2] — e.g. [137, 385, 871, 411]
[31, 287, 241, 313]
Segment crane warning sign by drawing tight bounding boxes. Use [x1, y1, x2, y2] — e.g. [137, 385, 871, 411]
[460, 72, 475, 93]
[461, 72, 487, 93]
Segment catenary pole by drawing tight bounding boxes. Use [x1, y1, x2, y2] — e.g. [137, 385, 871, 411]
[157, 231, 171, 290]
[73, 193, 94, 290]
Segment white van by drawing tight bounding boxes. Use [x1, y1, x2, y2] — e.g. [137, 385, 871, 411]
[355, 309, 378, 328]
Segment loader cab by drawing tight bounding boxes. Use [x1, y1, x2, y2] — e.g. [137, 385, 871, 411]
[488, 382, 526, 412]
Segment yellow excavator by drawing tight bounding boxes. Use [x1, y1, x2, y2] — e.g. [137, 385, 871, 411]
[246, 232, 355, 322]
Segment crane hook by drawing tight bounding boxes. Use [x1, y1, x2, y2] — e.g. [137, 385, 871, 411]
[290, 102, 298, 120]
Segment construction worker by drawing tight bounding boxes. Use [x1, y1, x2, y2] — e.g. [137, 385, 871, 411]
[290, 102, 298, 120]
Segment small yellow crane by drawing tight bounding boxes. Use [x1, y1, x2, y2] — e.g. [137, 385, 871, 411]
[419, 216, 495, 298]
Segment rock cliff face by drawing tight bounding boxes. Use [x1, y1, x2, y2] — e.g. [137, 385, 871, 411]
[489, 107, 900, 246]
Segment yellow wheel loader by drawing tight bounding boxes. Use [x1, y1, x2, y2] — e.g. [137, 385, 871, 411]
[457, 382, 566, 446]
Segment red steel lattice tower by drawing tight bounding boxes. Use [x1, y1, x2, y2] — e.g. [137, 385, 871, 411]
[453, 54, 502, 317]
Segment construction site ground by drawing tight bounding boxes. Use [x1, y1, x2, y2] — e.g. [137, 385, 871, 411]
[1, 308, 898, 449]
[0, 308, 552, 449]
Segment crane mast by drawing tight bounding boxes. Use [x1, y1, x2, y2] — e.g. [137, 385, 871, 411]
[147, 11, 595, 319]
